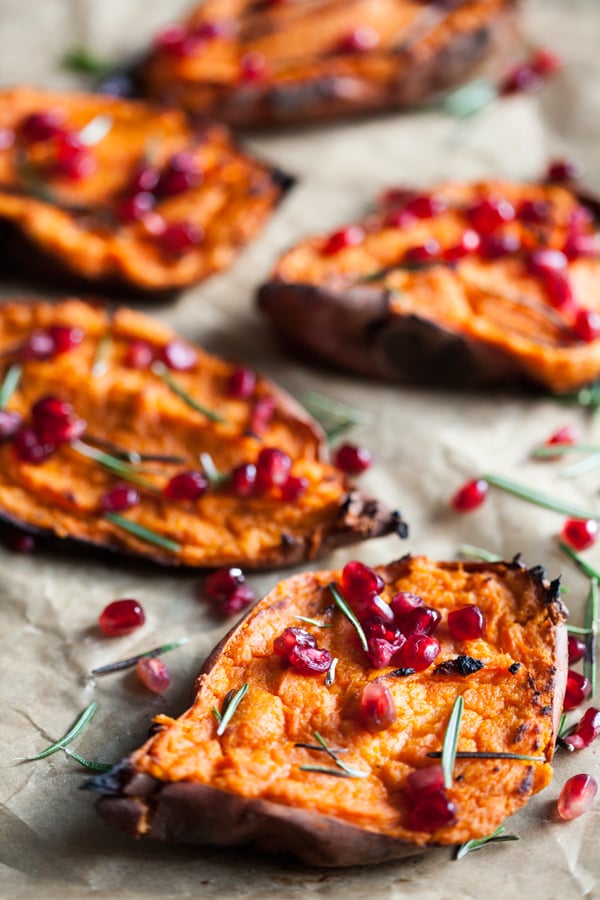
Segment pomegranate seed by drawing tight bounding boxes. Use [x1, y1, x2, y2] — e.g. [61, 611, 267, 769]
[22, 329, 55, 360]
[159, 341, 197, 371]
[0, 410, 22, 439]
[444, 229, 480, 261]
[158, 153, 202, 196]
[250, 396, 275, 435]
[405, 239, 440, 264]
[159, 221, 204, 256]
[564, 670, 592, 711]
[280, 474, 309, 502]
[405, 765, 445, 802]
[358, 593, 395, 624]
[563, 232, 598, 260]
[546, 425, 578, 447]
[379, 187, 417, 210]
[192, 19, 232, 41]
[137, 656, 171, 693]
[557, 773, 598, 820]
[98, 598, 146, 636]
[3, 526, 36, 553]
[31, 396, 86, 445]
[364, 616, 403, 644]
[117, 191, 156, 223]
[502, 64, 543, 95]
[547, 158, 583, 183]
[20, 109, 65, 143]
[401, 634, 440, 672]
[573, 309, 600, 343]
[333, 442, 373, 475]
[339, 25, 379, 53]
[342, 561, 384, 601]
[543, 269, 575, 312]
[101, 483, 140, 512]
[386, 208, 417, 230]
[519, 198, 551, 224]
[31, 396, 73, 424]
[52, 133, 96, 180]
[367, 637, 397, 669]
[124, 340, 154, 369]
[562, 518, 598, 551]
[130, 165, 160, 193]
[468, 197, 515, 235]
[288, 644, 332, 675]
[565, 707, 600, 751]
[397, 606, 441, 637]
[205, 567, 244, 602]
[155, 25, 199, 57]
[527, 248, 567, 275]
[568, 205, 593, 232]
[13, 428, 55, 464]
[226, 367, 256, 399]
[450, 478, 488, 512]
[221, 583, 255, 616]
[531, 48, 562, 77]
[322, 226, 365, 256]
[49, 325, 84, 355]
[274, 627, 317, 659]
[390, 592, 424, 619]
[358, 681, 397, 731]
[447, 605, 485, 641]
[229, 463, 257, 497]
[479, 233, 520, 259]
[0, 127, 14, 150]
[567, 635, 586, 664]
[163, 470, 208, 501]
[407, 788, 457, 831]
[255, 447, 292, 491]
[239, 52, 268, 81]
[405, 195, 446, 219]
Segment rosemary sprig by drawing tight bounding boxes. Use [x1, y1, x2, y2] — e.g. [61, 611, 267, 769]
[325, 657, 338, 687]
[558, 541, 600, 582]
[441, 696, 464, 789]
[482, 473, 600, 521]
[64, 749, 112, 773]
[584, 578, 598, 696]
[24, 701, 98, 761]
[312, 731, 368, 778]
[152, 363, 225, 424]
[215, 683, 249, 737]
[458, 544, 501, 563]
[328, 583, 368, 652]
[298, 765, 359, 778]
[533, 443, 600, 459]
[62, 46, 115, 77]
[428, 751, 545, 762]
[72, 440, 157, 490]
[90, 638, 187, 676]
[104, 513, 181, 553]
[91, 335, 112, 377]
[561, 453, 600, 479]
[199, 451, 228, 487]
[567, 625, 593, 635]
[442, 78, 498, 118]
[83, 435, 185, 465]
[303, 391, 369, 442]
[0, 363, 22, 409]
[455, 826, 519, 860]
[294, 615, 333, 628]
[556, 712, 575, 751]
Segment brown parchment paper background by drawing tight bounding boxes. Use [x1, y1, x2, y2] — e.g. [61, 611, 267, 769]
[1, 1, 600, 897]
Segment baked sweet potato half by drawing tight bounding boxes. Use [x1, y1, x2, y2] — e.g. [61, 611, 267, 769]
[137, 0, 518, 128]
[0, 87, 290, 293]
[0, 299, 405, 567]
[258, 178, 600, 393]
[89, 554, 567, 866]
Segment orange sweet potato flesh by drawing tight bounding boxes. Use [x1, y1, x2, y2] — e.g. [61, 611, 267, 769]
[0, 299, 404, 567]
[91, 555, 567, 866]
[0, 87, 290, 292]
[139, 0, 518, 127]
[259, 179, 600, 393]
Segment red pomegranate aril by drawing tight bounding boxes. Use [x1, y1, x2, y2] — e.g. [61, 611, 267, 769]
[564, 670, 592, 711]
[163, 470, 208, 501]
[398, 606, 441, 637]
[501, 64, 543, 95]
[564, 707, 600, 751]
[101, 483, 140, 513]
[480, 233, 520, 260]
[226, 367, 256, 399]
[447, 605, 485, 641]
[205, 566, 244, 602]
[159, 221, 204, 256]
[13, 428, 55, 464]
[405, 194, 446, 219]
[3, 526, 36, 553]
[361, 592, 395, 624]
[405, 239, 440, 264]
[567, 635, 586, 664]
[49, 325, 84, 355]
[137, 656, 171, 693]
[527, 248, 567, 275]
[255, 447, 292, 491]
[547, 158, 583, 183]
[98, 598, 146, 636]
[130, 165, 160, 193]
[288, 644, 332, 675]
[160, 340, 198, 371]
[386, 208, 417, 230]
[468, 197, 515, 235]
[0, 127, 14, 150]
[240, 52, 268, 81]
[229, 463, 257, 497]
[390, 592, 424, 619]
[158, 152, 202, 196]
[280, 474, 309, 502]
[155, 24, 197, 57]
[562, 518, 598, 551]
[20, 109, 65, 143]
[193, 19, 232, 41]
[401, 634, 440, 672]
[124, 340, 154, 369]
[322, 225, 365, 256]
[379, 187, 417, 211]
[358, 681, 397, 731]
[568, 204, 593, 232]
[573, 309, 600, 343]
[557, 774, 598, 820]
[32, 399, 86, 445]
[52, 134, 96, 180]
[407, 788, 457, 832]
[0, 410, 22, 439]
[250, 396, 275, 435]
[531, 47, 562, 77]
[543, 269, 575, 312]
[546, 425, 578, 447]
[563, 232, 598, 260]
[342, 561, 384, 601]
[519, 198, 551, 224]
[274, 626, 317, 659]
[444, 229, 480, 261]
[333, 442, 373, 475]
[339, 25, 379, 53]
[117, 191, 156, 223]
[221, 583, 255, 616]
[363, 615, 402, 644]
[451, 478, 488, 512]
[405, 765, 445, 802]
[367, 637, 396, 669]
[22, 329, 55, 360]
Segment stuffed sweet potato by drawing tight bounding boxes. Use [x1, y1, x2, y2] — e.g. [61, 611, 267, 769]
[258, 178, 600, 393]
[89, 555, 567, 866]
[0, 87, 290, 292]
[137, 0, 518, 128]
[0, 299, 404, 567]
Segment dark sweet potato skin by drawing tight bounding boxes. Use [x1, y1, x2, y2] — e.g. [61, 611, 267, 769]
[90, 556, 567, 866]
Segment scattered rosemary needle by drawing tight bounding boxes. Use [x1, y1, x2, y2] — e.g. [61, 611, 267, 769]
[482, 473, 600, 521]
[90, 638, 188, 676]
[72, 440, 157, 490]
[294, 615, 333, 629]
[104, 513, 181, 553]
[0, 363, 22, 409]
[199, 451, 228, 487]
[64, 749, 112, 773]
[216, 683, 249, 737]
[303, 391, 369, 442]
[62, 46, 115, 77]
[559, 541, 599, 697]
[328, 583, 368, 652]
[152, 362, 225, 424]
[24, 701, 98, 761]
[441, 696, 464, 788]
[298, 765, 358, 778]
[455, 826, 519, 860]
[324, 657, 338, 687]
[457, 544, 501, 563]
[428, 751, 545, 762]
[312, 731, 368, 778]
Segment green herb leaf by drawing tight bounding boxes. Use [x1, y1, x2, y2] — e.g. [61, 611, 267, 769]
[62, 46, 114, 77]
[0, 363, 22, 410]
[211, 706, 222, 723]
[483, 473, 600, 521]
[561, 453, 600, 479]
[90, 638, 187, 675]
[91, 335, 112, 377]
[429, 751, 545, 762]
[216, 683, 248, 737]
[313, 731, 368, 778]
[559, 541, 600, 581]
[294, 615, 333, 629]
[584, 578, 598, 697]
[443, 78, 499, 118]
[24, 701, 98, 761]
[104, 513, 181, 553]
[556, 712, 575, 751]
[199, 451, 228, 487]
[455, 826, 519, 860]
[64, 749, 113, 773]
[72, 440, 158, 490]
[567, 625, 593, 635]
[303, 391, 368, 442]
[83, 435, 184, 465]
[152, 363, 225, 424]
[298, 765, 360, 779]
[458, 544, 501, 563]
[441, 696, 464, 789]
[328, 583, 368, 652]
[533, 443, 600, 459]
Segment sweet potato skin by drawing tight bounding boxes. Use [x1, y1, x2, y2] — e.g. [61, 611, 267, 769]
[139, 0, 519, 128]
[91, 556, 567, 866]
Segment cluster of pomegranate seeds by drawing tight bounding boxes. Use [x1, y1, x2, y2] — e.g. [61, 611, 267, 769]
[250, 395, 275, 435]
[450, 478, 489, 512]
[101, 482, 141, 513]
[226, 367, 256, 399]
[573, 308, 600, 343]
[405, 239, 440, 264]
[123, 338, 198, 372]
[19, 110, 96, 181]
[564, 707, 600, 751]
[13, 395, 86, 465]
[339, 24, 379, 53]
[561, 518, 598, 551]
[273, 626, 332, 675]
[468, 196, 515, 234]
[563, 669, 592, 711]
[124, 340, 154, 369]
[567, 635, 586, 664]
[239, 52, 268, 82]
[98, 598, 146, 636]
[405, 765, 457, 832]
[227, 446, 308, 502]
[501, 47, 562, 96]
[137, 656, 171, 693]
[447, 605, 485, 641]
[359, 682, 397, 731]
[20, 110, 65, 143]
[23, 325, 84, 361]
[333, 442, 373, 475]
[444, 229, 480, 261]
[322, 225, 365, 256]
[205, 566, 255, 617]
[158, 152, 203, 197]
[163, 470, 208, 501]
[557, 773, 598, 820]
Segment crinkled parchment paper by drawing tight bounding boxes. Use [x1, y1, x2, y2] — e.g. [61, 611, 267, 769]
[0, 0, 599, 897]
